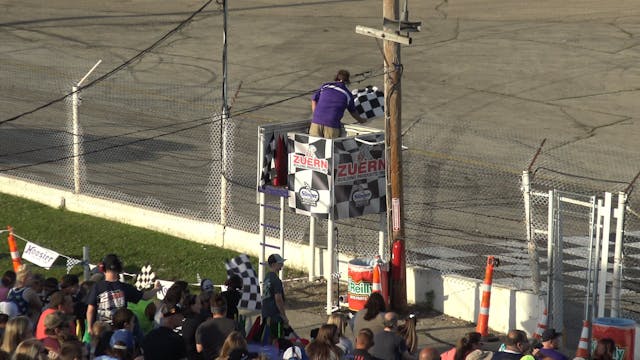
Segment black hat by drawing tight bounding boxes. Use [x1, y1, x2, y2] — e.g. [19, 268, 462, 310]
[103, 254, 123, 273]
[267, 253, 286, 265]
[541, 328, 561, 342]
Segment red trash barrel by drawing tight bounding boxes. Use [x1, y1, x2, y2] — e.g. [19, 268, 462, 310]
[347, 258, 374, 311]
[592, 317, 636, 360]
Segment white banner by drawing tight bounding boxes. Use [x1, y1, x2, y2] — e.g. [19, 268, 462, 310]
[156, 280, 174, 300]
[21, 242, 59, 269]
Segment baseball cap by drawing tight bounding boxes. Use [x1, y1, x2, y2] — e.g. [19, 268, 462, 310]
[201, 278, 214, 293]
[465, 349, 493, 360]
[0, 301, 18, 319]
[283, 346, 302, 359]
[267, 253, 286, 265]
[110, 329, 135, 350]
[541, 328, 562, 342]
[44, 311, 72, 330]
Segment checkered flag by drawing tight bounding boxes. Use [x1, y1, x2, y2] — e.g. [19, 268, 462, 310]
[135, 265, 156, 290]
[352, 86, 384, 119]
[225, 254, 262, 310]
[260, 133, 277, 188]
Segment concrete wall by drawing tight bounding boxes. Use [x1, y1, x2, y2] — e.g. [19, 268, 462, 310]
[0, 174, 540, 335]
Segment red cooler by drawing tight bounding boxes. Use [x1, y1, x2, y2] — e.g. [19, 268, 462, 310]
[592, 317, 635, 360]
[348, 258, 374, 311]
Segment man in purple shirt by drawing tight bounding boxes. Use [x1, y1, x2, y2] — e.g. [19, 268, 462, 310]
[310, 69, 367, 138]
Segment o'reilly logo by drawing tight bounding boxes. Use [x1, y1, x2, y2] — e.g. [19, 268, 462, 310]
[349, 280, 372, 295]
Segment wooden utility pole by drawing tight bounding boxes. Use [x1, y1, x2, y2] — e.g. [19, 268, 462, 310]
[356, 0, 419, 312]
[383, 0, 406, 311]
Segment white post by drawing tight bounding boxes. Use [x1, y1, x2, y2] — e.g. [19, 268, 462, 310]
[309, 216, 316, 281]
[598, 192, 612, 316]
[71, 60, 101, 194]
[279, 196, 285, 279]
[220, 0, 229, 229]
[258, 191, 266, 286]
[72, 86, 81, 194]
[547, 190, 555, 318]
[379, 213, 386, 258]
[522, 170, 540, 294]
[327, 216, 335, 315]
[611, 192, 626, 317]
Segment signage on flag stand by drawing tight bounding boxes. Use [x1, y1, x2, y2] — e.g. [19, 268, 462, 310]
[392, 198, 400, 231]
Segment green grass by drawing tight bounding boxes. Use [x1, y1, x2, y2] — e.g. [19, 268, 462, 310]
[0, 192, 248, 285]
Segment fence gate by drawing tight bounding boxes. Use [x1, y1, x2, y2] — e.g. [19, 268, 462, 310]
[523, 171, 627, 335]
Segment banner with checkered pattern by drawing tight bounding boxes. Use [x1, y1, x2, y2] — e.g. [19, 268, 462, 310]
[333, 133, 386, 219]
[287, 133, 333, 218]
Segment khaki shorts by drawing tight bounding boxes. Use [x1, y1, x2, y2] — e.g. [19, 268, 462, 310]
[309, 123, 344, 139]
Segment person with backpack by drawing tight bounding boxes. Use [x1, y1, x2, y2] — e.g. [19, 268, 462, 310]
[7, 264, 42, 324]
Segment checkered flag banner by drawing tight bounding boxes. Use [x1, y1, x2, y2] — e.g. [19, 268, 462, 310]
[259, 133, 276, 188]
[65, 258, 82, 274]
[352, 86, 384, 120]
[134, 265, 156, 290]
[225, 254, 262, 310]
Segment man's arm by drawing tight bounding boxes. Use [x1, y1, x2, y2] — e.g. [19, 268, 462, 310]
[311, 100, 317, 114]
[275, 293, 288, 324]
[349, 110, 367, 124]
[142, 280, 161, 300]
[86, 304, 95, 335]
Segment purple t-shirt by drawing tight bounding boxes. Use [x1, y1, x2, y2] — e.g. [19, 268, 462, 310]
[311, 81, 356, 128]
[538, 348, 569, 360]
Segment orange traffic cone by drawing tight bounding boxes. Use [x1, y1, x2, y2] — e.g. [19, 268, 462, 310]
[7, 226, 22, 272]
[575, 320, 590, 359]
[476, 256, 499, 338]
[532, 308, 548, 340]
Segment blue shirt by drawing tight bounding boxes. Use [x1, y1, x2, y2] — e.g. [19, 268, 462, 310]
[311, 81, 356, 128]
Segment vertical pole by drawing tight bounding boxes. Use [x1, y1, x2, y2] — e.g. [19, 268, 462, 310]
[378, 213, 386, 258]
[592, 197, 604, 318]
[384, 0, 406, 311]
[585, 195, 597, 345]
[220, 0, 229, 228]
[327, 216, 335, 315]
[258, 192, 266, 286]
[83, 246, 90, 282]
[611, 192, 626, 317]
[309, 216, 316, 281]
[522, 170, 540, 294]
[546, 190, 555, 324]
[279, 196, 285, 280]
[598, 192, 612, 316]
[72, 86, 81, 194]
[554, 191, 564, 334]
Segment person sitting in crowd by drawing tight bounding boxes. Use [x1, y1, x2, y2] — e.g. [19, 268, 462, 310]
[221, 274, 243, 322]
[1, 316, 33, 354]
[60, 274, 86, 337]
[398, 314, 418, 356]
[8, 265, 42, 325]
[418, 347, 440, 360]
[352, 293, 386, 338]
[216, 331, 253, 360]
[196, 295, 236, 360]
[155, 280, 190, 329]
[305, 323, 343, 360]
[0, 271, 16, 302]
[182, 294, 205, 360]
[58, 339, 86, 360]
[441, 331, 482, 360]
[492, 329, 529, 360]
[142, 301, 186, 360]
[12, 338, 48, 360]
[538, 328, 568, 360]
[95, 329, 137, 360]
[592, 337, 615, 360]
[352, 328, 377, 360]
[41, 277, 59, 309]
[41, 311, 75, 357]
[94, 308, 138, 358]
[35, 291, 74, 340]
[368, 312, 413, 360]
[327, 313, 353, 357]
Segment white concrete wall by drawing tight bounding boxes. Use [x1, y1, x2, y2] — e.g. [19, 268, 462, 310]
[0, 174, 539, 335]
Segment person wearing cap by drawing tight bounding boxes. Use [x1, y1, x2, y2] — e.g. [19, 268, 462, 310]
[538, 328, 568, 360]
[492, 329, 529, 360]
[309, 70, 368, 139]
[86, 254, 161, 335]
[41, 310, 74, 357]
[142, 301, 186, 360]
[262, 253, 289, 335]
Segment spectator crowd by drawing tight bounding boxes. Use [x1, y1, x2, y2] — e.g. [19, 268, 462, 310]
[0, 253, 618, 360]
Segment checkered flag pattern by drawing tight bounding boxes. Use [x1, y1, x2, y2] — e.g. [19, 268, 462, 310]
[352, 86, 384, 120]
[134, 265, 156, 290]
[333, 134, 386, 219]
[260, 133, 276, 188]
[288, 134, 333, 218]
[225, 254, 262, 310]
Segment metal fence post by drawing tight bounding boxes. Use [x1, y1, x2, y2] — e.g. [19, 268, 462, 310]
[522, 170, 540, 294]
[83, 246, 90, 281]
[611, 191, 627, 317]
